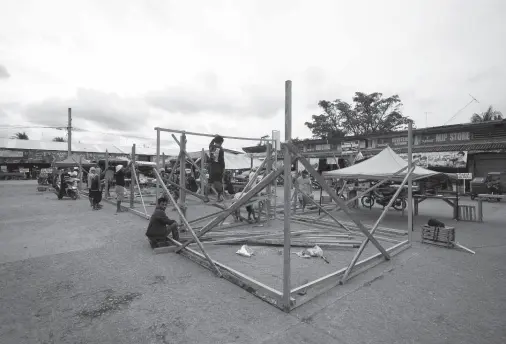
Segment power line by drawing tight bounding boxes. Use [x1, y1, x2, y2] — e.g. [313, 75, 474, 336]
[443, 94, 480, 125]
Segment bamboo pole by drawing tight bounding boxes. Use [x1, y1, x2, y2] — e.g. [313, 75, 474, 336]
[105, 150, 109, 198]
[172, 134, 204, 175]
[153, 168, 222, 277]
[131, 162, 147, 215]
[292, 179, 351, 232]
[283, 80, 292, 311]
[266, 142, 272, 226]
[155, 127, 274, 142]
[176, 166, 286, 253]
[287, 143, 391, 260]
[179, 133, 187, 221]
[156, 129, 160, 200]
[317, 162, 416, 220]
[130, 144, 136, 208]
[200, 148, 205, 195]
[340, 166, 415, 283]
[408, 121, 413, 242]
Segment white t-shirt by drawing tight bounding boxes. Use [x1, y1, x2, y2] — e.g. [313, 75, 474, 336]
[297, 177, 311, 195]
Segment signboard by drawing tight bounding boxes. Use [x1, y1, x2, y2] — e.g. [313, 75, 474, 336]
[457, 173, 473, 179]
[0, 150, 24, 158]
[414, 132, 471, 145]
[376, 136, 412, 148]
[341, 141, 359, 151]
[398, 151, 468, 169]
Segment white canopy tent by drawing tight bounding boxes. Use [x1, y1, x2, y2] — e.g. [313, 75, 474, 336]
[323, 146, 441, 181]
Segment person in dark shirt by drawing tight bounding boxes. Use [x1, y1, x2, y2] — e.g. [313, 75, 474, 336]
[89, 169, 102, 210]
[208, 135, 225, 202]
[114, 164, 126, 214]
[146, 197, 179, 248]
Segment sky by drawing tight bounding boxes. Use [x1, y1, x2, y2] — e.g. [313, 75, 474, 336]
[1, 0, 505, 153]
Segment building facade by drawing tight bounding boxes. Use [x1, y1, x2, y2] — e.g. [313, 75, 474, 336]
[243, 120, 506, 177]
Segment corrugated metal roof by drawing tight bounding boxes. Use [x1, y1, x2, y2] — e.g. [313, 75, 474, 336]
[0, 139, 178, 156]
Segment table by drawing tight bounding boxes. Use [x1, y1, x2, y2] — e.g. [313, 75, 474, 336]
[414, 195, 459, 219]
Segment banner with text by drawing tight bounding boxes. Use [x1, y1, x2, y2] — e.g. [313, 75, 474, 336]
[398, 151, 468, 169]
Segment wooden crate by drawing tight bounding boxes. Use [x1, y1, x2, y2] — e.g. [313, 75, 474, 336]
[421, 225, 455, 248]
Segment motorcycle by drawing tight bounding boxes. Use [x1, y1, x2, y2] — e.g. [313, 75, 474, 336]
[55, 177, 80, 200]
[361, 188, 406, 211]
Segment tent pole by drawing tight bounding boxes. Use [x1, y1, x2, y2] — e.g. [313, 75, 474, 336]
[408, 121, 413, 241]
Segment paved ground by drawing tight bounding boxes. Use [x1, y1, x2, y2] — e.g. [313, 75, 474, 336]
[1, 181, 505, 344]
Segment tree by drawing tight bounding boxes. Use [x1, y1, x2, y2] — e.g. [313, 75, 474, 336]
[305, 92, 412, 138]
[53, 137, 66, 142]
[470, 106, 503, 123]
[12, 132, 29, 140]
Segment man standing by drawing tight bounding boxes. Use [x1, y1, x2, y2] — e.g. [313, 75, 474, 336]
[104, 166, 114, 199]
[296, 170, 313, 212]
[208, 135, 225, 202]
[146, 197, 179, 248]
[114, 164, 126, 214]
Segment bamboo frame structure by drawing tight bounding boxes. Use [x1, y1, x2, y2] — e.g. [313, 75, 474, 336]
[131, 80, 414, 312]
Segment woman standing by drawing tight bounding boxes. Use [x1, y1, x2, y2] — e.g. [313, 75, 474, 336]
[208, 135, 225, 202]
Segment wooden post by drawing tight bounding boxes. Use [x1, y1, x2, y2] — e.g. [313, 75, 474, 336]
[266, 142, 272, 226]
[273, 130, 279, 220]
[179, 133, 187, 221]
[201, 148, 205, 195]
[408, 121, 413, 241]
[156, 129, 160, 200]
[105, 150, 109, 198]
[477, 199, 483, 222]
[78, 156, 83, 190]
[130, 144, 136, 208]
[283, 80, 292, 311]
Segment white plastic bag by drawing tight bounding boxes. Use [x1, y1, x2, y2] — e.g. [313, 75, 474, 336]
[236, 245, 254, 257]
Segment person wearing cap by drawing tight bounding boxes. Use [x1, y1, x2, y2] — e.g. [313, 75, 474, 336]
[114, 164, 126, 214]
[209, 135, 225, 202]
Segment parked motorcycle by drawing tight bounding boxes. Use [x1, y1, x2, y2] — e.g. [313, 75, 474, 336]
[55, 177, 79, 200]
[361, 188, 406, 210]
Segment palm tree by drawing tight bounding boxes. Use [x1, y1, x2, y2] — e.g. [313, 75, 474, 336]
[471, 106, 503, 123]
[11, 132, 29, 140]
[53, 137, 66, 142]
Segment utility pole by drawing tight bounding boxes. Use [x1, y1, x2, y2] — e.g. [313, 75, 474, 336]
[67, 108, 72, 158]
[425, 112, 432, 128]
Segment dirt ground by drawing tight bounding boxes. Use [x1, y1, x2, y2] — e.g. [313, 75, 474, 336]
[1, 181, 505, 344]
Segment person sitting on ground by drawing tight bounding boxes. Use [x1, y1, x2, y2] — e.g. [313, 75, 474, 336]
[146, 197, 180, 248]
[209, 135, 226, 202]
[296, 170, 313, 212]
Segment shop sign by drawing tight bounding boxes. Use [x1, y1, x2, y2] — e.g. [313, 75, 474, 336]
[341, 141, 359, 151]
[398, 151, 468, 169]
[457, 173, 473, 179]
[0, 149, 24, 158]
[414, 132, 471, 145]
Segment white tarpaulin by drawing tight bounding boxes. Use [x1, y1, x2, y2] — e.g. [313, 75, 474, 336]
[224, 153, 262, 170]
[323, 146, 440, 181]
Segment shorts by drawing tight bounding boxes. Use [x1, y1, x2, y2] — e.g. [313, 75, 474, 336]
[115, 185, 125, 201]
[298, 194, 313, 205]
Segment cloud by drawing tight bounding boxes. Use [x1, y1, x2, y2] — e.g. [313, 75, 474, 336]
[0, 64, 10, 79]
[145, 76, 283, 118]
[22, 89, 152, 132]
